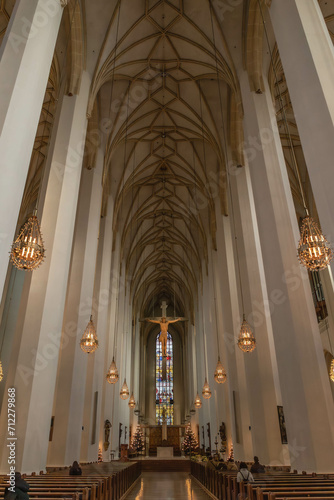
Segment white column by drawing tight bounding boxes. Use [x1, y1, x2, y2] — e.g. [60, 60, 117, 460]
[0, 0, 65, 303]
[213, 211, 252, 462]
[269, 0, 334, 273]
[240, 70, 334, 472]
[0, 71, 90, 474]
[47, 148, 103, 466]
[228, 163, 286, 465]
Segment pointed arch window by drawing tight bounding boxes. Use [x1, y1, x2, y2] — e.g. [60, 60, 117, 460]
[155, 332, 174, 425]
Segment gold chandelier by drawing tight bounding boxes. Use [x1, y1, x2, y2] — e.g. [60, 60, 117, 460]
[10, 213, 45, 271]
[214, 357, 227, 384]
[297, 216, 332, 271]
[80, 316, 98, 353]
[330, 359, 334, 382]
[106, 357, 119, 384]
[128, 393, 136, 408]
[238, 315, 256, 353]
[120, 378, 129, 400]
[202, 378, 212, 399]
[194, 393, 202, 408]
[0, 361, 3, 382]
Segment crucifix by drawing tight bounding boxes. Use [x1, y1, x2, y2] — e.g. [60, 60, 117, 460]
[142, 300, 186, 379]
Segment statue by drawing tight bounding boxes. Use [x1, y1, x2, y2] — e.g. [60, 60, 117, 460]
[146, 316, 182, 357]
[103, 419, 112, 451]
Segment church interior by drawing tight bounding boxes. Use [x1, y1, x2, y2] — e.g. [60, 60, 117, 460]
[1, 0, 334, 495]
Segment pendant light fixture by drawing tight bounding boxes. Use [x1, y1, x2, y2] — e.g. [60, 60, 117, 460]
[256, 0, 332, 272]
[106, 356, 119, 384]
[120, 378, 129, 400]
[194, 393, 202, 409]
[128, 393, 136, 409]
[10, 212, 45, 271]
[120, 290, 129, 400]
[80, 209, 102, 354]
[80, 315, 98, 353]
[210, 233, 227, 383]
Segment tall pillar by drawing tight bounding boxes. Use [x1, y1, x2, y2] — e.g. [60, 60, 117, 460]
[240, 70, 334, 472]
[0, 71, 91, 474]
[0, 0, 65, 303]
[47, 148, 103, 466]
[213, 211, 253, 462]
[269, 0, 334, 274]
[227, 162, 286, 464]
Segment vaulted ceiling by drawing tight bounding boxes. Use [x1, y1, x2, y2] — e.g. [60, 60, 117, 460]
[88, 0, 243, 319]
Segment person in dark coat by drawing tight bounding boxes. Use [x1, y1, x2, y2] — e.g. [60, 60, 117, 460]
[69, 461, 82, 476]
[250, 456, 265, 473]
[5, 473, 30, 500]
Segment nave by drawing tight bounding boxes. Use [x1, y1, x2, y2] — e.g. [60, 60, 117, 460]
[1, 0, 334, 478]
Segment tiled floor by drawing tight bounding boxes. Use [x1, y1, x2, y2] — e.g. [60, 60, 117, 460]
[124, 472, 212, 499]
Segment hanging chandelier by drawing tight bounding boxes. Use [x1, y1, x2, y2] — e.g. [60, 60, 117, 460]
[106, 357, 119, 384]
[214, 357, 227, 384]
[0, 361, 3, 382]
[194, 393, 202, 408]
[202, 378, 212, 399]
[128, 393, 136, 408]
[330, 359, 334, 382]
[297, 216, 332, 271]
[80, 316, 98, 353]
[10, 213, 45, 271]
[237, 315, 256, 353]
[120, 378, 129, 400]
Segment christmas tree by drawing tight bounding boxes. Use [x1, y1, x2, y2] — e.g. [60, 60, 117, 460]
[228, 443, 234, 461]
[131, 425, 145, 453]
[182, 425, 199, 454]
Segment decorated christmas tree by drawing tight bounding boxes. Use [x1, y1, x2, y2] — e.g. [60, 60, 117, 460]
[228, 443, 234, 461]
[182, 425, 199, 454]
[131, 425, 145, 452]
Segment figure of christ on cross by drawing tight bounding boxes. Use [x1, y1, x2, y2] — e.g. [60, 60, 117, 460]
[146, 316, 181, 357]
[143, 301, 186, 380]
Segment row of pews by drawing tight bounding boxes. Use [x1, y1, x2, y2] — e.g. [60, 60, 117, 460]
[191, 461, 334, 500]
[0, 462, 140, 500]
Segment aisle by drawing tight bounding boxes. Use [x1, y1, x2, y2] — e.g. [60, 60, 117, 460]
[124, 471, 212, 499]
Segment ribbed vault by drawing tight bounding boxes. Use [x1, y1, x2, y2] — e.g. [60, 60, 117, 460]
[88, 0, 243, 319]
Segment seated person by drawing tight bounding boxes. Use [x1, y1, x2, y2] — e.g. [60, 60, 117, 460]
[250, 456, 265, 473]
[5, 473, 30, 500]
[227, 457, 238, 470]
[237, 462, 254, 483]
[69, 460, 82, 476]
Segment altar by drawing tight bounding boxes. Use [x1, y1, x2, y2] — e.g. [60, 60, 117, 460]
[157, 446, 173, 458]
[141, 424, 186, 457]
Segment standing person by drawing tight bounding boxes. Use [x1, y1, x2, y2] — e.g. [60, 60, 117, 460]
[237, 462, 254, 483]
[69, 461, 82, 476]
[250, 456, 265, 473]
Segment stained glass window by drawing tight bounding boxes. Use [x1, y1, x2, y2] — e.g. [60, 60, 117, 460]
[156, 332, 174, 425]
